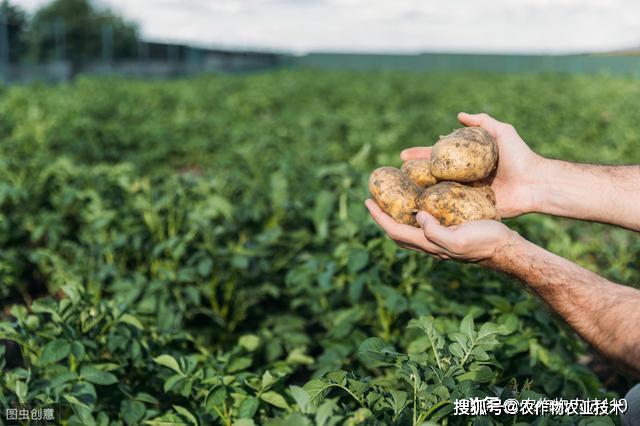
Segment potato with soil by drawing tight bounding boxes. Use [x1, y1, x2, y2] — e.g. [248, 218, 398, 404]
[369, 167, 422, 225]
[418, 181, 500, 226]
[430, 127, 498, 182]
[467, 180, 497, 204]
[401, 159, 438, 188]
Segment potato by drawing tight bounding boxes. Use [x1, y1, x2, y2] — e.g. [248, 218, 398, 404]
[466, 180, 496, 204]
[430, 127, 498, 182]
[401, 159, 438, 188]
[369, 167, 422, 225]
[418, 181, 500, 226]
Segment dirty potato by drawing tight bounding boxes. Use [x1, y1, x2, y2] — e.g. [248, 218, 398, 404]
[401, 159, 438, 188]
[418, 181, 500, 226]
[430, 127, 498, 182]
[466, 180, 497, 204]
[369, 167, 422, 225]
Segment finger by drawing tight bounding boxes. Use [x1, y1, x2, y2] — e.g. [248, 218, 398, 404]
[457, 112, 501, 137]
[416, 211, 456, 248]
[365, 200, 419, 241]
[400, 147, 432, 161]
[395, 241, 424, 253]
[366, 200, 443, 253]
[398, 241, 450, 260]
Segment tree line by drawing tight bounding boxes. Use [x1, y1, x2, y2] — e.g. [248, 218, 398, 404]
[1, 0, 137, 67]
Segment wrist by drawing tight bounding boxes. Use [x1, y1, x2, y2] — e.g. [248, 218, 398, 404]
[526, 155, 555, 214]
[483, 229, 526, 271]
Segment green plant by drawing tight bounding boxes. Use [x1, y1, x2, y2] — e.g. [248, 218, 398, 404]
[0, 70, 635, 424]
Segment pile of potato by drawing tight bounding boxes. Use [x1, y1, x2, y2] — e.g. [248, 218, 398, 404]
[369, 127, 500, 226]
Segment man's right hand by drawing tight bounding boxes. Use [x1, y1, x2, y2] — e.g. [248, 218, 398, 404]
[401, 112, 544, 218]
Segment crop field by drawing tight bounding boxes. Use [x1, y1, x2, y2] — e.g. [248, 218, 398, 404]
[0, 70, 639, 425]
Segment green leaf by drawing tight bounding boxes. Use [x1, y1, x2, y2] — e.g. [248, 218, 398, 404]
[239, 334, 261, 352]
[153, 354, 183, 375]
[456, 365, 494, 383]
[448, 332, 468, 348]
[121, 400, 145, 426]
[389, 389, 408, 415]
[325, 370, 347, 385]
[197, 258, 213, 277]
[484, 295, 511, 312]
[135, 393, 160, 405]
[173, 405, 198, 426]
[289, 385, 310, 413]
[348, 248, 369, 273]
[470, 347, 490, 361]
[260, 391, 290, 410]
[303, 379, 332, 403]
[346, 379, 368, 397]
[448, 342, 465, 359]
[81, 365, 119, 385]
[163, 374, 184, 393]
[460, 315, 475, 338]
[286, 348, 314, 365]
[358, 337, 399, 366]
[64, 394, 91, 410]
[15, 380, 27, 402]
[119, 314, 145, 330]
[407, 336, 429, 353]
[40, 339, 71, 365]
[206, 385, 227, 410]
[478, 322, 506, 339]
[238, 396, 260, 419]
[311, 190, 335, 238]
[261, 370, 276, 390]
[71, 341, 85, 360]
[315, 399, 337, 426]
[227, 356, 252, 373]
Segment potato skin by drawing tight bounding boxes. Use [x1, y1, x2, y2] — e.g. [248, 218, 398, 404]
[430, 127, 498, 182]
[418, 181, 500, 226]
[401, 160, 438, 188]
[369, 167, 422, 225]
[466, 181, 496, 204]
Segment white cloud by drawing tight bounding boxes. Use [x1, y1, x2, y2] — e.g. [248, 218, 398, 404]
[15, 0, 640, 53]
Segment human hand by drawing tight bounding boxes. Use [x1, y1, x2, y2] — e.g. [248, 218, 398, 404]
[365, 199, 519, 265]
[401, 112, 543, 218]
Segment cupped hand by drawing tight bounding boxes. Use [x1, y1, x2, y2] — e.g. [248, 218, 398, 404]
[401, 112, 544, 218]
[365, 199, 518, 265]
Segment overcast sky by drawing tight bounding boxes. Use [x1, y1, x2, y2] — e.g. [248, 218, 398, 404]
[17, 0, 640, 54]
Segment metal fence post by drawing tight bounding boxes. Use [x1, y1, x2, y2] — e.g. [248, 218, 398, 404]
[54, 17, 66, 61]
[168, 44, 178, 62]
[0, 9, 9, 82]
[138, 39, 148, 61]
[102, 23, 113, 64]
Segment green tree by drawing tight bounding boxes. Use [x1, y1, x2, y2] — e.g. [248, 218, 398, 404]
[0, 0, 28, 63]
[27, 0, 138, 66]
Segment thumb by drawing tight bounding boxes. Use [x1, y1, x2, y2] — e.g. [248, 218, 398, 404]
[457, 112, 499, 127]
[416, 211, 453, 246]
[457, 112, 480, 126]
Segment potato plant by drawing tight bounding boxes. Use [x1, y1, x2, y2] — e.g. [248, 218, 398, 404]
[0, 70, 637, 424]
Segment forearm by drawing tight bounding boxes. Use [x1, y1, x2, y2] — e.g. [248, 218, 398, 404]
[531, 159, 640, 231]
[490, 232, 640, 377]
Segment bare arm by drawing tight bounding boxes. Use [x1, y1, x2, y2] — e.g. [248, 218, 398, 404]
[366, 201, 640, 377]
[532, 161, 640, 231]
[373, 111, 640, 377]
[491, 232, 640, 376]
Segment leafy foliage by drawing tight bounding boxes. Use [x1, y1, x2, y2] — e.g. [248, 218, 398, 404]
[0, 70, 637, 424]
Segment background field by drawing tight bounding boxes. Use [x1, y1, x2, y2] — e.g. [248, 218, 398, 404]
[0, 70, 639, 425]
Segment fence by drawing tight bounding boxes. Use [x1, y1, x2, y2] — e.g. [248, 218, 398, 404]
[293, 52, 640, 75]
[1, 51, 284, 83]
